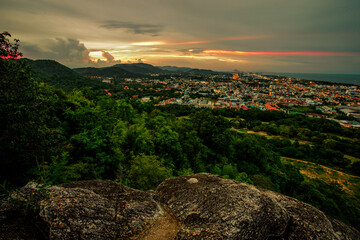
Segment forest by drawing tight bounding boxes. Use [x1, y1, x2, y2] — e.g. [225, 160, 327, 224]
[1, 32, 360, 230]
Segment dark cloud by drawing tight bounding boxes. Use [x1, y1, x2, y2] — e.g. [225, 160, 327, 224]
[21, 39, 125, 68]
[100, 21, 164, 36]
[178, 49, 205, 55]
[20, 43, 47, 59]
[21, 38, 89, 67]
[0, 0, 84, 17]
[49, 38, 89, 65]
[3, 0, 360, 73]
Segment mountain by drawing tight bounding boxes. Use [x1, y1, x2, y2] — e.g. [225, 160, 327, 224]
[159, 65, 216, 74]
[113, 63, 167, 75]
[25, 59, 106, 89]
[26, 59, 81, 78]
[1, 174, 359, 239]
[74, 66, 136, 78]
[74, 63, 166, 77]
[74, 63, 217, 77]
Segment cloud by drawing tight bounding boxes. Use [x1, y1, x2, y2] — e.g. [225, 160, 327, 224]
[50, 38, 89, 64]
[21, 38, 89, 67]
[178, 48, 205, 55]
[21, 39, 123, 67]
[90, 51, 122, 66]
[7, 0, 360, 73]
[100, 21, 164, 35]
[201, 50, 360, 56]
[102, 51, 115, 62]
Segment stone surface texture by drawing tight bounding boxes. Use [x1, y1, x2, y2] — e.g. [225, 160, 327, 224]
[1, 173, 359, 240]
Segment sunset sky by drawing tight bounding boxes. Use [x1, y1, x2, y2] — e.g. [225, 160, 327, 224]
[1, 0, 360, 73]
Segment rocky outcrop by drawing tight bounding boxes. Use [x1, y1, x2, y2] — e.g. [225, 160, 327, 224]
[1, 180, 162, 240]
[1, 173, 359, 240]
[155, 174, 289, 239]
[155, 173, 360, 240]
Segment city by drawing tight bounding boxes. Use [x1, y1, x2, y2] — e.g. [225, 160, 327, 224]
[97, 72, 360, 128]
[2, 0, 360, 238]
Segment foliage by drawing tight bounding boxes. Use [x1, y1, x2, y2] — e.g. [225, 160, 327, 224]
[2, 32, 360, 230]
[0, 31, 22, 58]
[126, 154, 172, 190]
[0, 33, 42, 186]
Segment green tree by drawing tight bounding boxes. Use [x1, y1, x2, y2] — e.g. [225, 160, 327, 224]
[0, 32, 44, 186]
[127, 154, 173, 190]
[234, 172, 253, 184]
[0, 31, 22, 58]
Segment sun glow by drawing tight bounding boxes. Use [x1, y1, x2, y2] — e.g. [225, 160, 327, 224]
[89, 51, 104, 58]
[132, 41, 166, 46]
[202, 50, 360, 56]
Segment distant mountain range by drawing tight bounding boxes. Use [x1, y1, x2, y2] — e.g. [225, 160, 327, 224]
[158, 66, 216, 74]
[25, 59, 222, 89]
[73, 63, 165, 77]
[73, 63, 217, 77]
[25, 59, 108, 89]
[26, 59, 81, 79]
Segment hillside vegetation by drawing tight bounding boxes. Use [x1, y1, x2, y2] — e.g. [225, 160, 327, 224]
[1, 32, 360, 230]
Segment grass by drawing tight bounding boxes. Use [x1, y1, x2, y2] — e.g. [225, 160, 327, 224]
[345, 155, 360, 164]
[281, 156, 360, 195]
[231, 127, 311, 145]
[178, 116, 190, 120]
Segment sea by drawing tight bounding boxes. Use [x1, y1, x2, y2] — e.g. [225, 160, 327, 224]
[262, 72, 360, 86]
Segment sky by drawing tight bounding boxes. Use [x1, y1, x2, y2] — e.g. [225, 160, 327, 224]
[1, 0, 360, 73]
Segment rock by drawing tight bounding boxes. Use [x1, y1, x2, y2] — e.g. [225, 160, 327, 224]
[41, 180, 162, 239]
[0, 182, 49, 240]
[1, 174, 359, 240]
[155, 173, 360, 240]
[187, 178, 199, 184]
[1, 180, 162, 240]
[262, 189, 357, 239]
[155, 173, 289, 239]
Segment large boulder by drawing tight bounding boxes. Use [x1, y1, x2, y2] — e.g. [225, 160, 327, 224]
[1, 174, 359, 239]
[155, 174, 289, 239]
[154, 173, 360, 240]
[1, 180, 163, 240]
[0, 182, 49, 240]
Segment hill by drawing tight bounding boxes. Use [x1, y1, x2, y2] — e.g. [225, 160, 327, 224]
[74, 63, 166, 77]
[25, 59, 106, 89]
[113, 63, 167, 75]
[281, 156, 360, 195]
[73, 63, 218, 78]
[159, 65, 216, 74]
[74, 66, 136, 78]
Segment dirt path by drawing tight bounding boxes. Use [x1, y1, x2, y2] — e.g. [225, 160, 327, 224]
[136, 204, 180, 240]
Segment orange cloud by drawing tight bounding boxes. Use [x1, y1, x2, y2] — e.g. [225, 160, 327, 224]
[164, 35, 268, 45]
[202, 50, 360, 56]
[131, 35, 268, 46]
[168, 40, 212, 45]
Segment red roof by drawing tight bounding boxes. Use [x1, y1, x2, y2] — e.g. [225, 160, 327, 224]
[265, 102, 280, 111]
